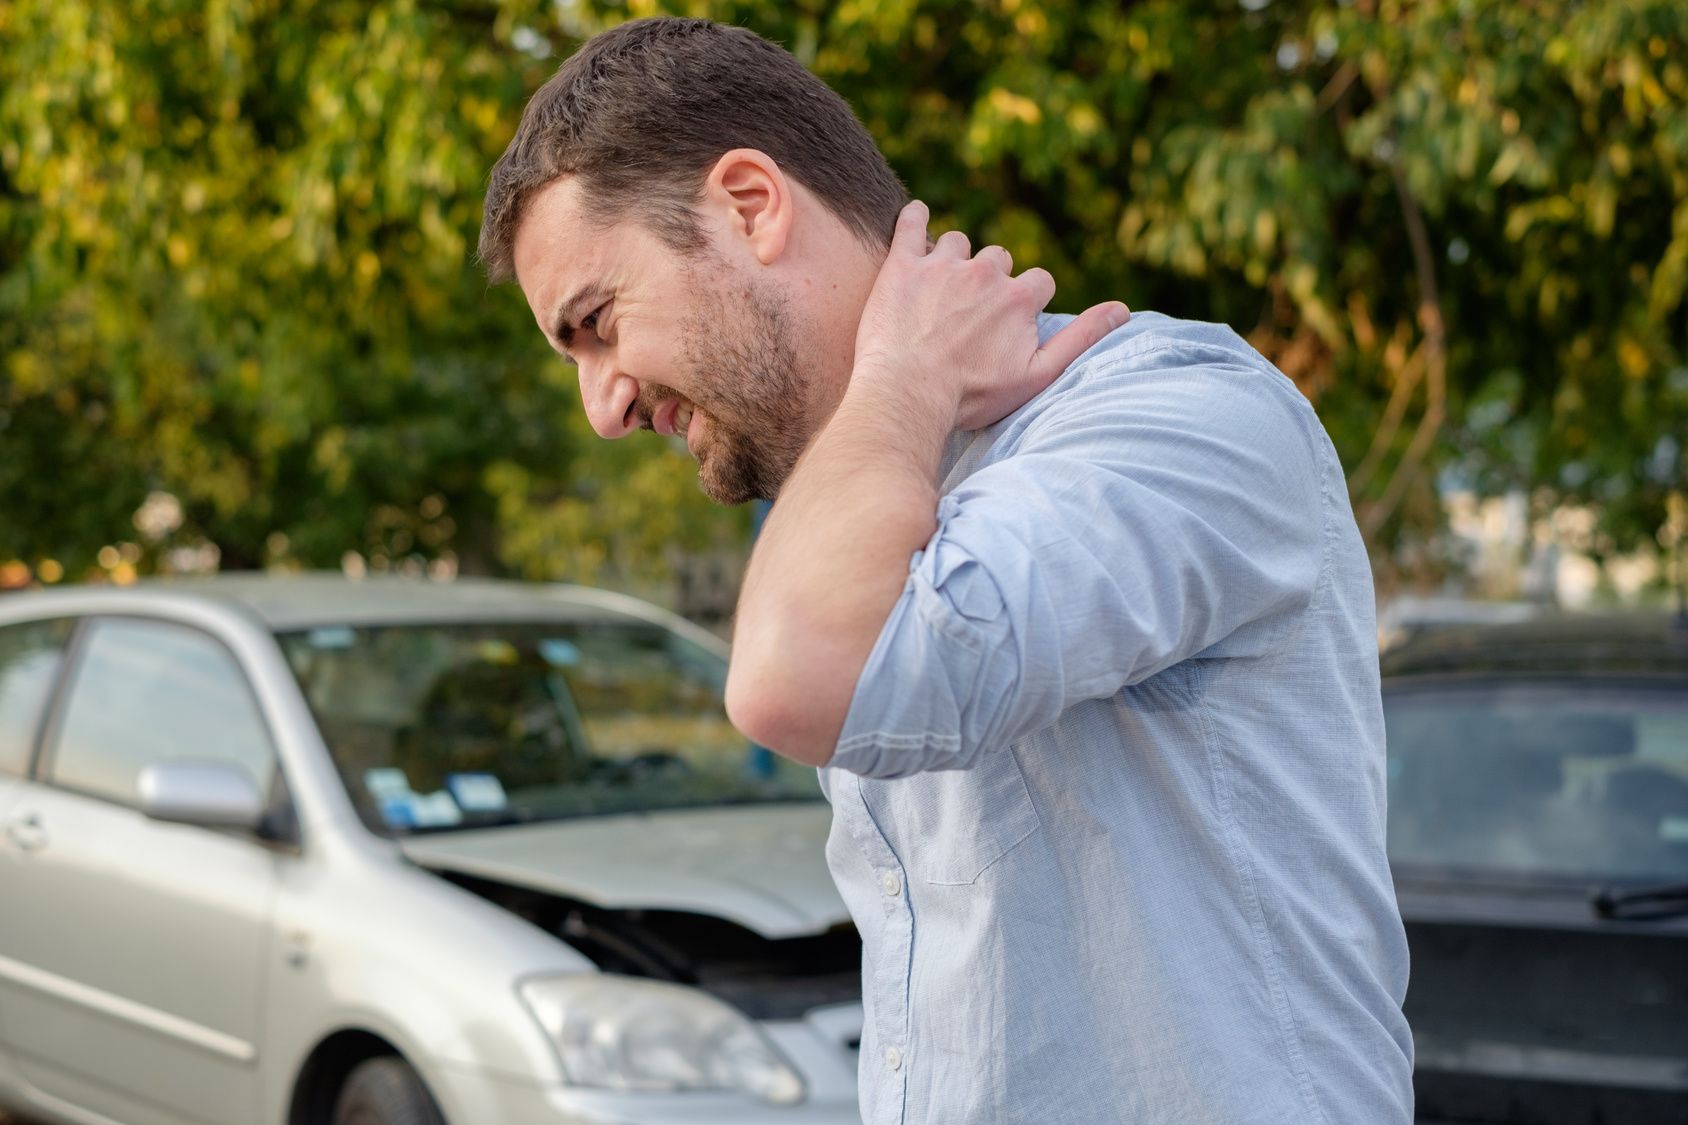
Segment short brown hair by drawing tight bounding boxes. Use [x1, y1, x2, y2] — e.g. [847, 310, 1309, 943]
[478, 17, 908, 283]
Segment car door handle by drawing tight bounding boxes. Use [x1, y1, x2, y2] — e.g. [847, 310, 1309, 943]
[5, 813, 48, 853]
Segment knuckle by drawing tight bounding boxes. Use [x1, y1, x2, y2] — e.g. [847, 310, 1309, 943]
[1012, 276, 1050, 305]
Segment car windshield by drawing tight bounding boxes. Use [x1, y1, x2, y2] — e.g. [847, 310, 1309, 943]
[276, 619, 821, 834]
[1384, 681, 1688, 884]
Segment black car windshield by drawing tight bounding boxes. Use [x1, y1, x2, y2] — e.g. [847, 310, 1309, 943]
[277, 620, 821, 834]
[1384, 681, 1688, 884]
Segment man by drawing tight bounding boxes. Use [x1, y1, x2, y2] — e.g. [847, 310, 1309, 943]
[480, 17, 1413, 1123]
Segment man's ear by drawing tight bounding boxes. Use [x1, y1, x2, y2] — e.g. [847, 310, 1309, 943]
[704, 148, 791, 266]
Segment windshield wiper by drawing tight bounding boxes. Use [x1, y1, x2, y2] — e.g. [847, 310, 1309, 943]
[1590, 882, 1688, 921]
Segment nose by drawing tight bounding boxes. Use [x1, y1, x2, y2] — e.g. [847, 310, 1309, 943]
[576, 354, 640, 439]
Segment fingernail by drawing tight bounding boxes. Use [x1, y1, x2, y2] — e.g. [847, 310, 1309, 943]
[1107, 304, 1131, 329]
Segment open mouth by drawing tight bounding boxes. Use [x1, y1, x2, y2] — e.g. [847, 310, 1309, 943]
[651, 397, 702, 456]
[653, 398, 696, 441]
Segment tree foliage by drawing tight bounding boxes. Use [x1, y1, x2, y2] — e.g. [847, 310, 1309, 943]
[0, 0, 743, 585]
[2, 0, 1684, 592]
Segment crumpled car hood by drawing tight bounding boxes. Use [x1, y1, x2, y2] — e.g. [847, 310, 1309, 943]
[398, 802, 848, 939]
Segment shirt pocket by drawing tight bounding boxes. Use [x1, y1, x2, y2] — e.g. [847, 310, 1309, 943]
[863, 742, 1042, 886]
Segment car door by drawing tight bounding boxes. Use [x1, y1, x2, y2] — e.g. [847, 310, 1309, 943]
[0, 614, 74, 808]
[0, 614, 287, 1125]
[0, 615, 77, 1098]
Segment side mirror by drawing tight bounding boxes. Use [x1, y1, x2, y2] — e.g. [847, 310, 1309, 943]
[138, 761, 267, 833]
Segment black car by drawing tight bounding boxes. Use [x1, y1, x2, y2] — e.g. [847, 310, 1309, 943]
[1382, 610, 1688, 1124]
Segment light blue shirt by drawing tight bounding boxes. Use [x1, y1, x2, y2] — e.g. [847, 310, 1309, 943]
[819, 312, 1414, 1124]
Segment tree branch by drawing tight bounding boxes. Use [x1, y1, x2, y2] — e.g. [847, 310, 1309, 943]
[1358, 140, 1447, 540]
[1348, 332, 1425, 498]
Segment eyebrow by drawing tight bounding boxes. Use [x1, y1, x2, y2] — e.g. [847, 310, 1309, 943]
[549, 283, 611, 349]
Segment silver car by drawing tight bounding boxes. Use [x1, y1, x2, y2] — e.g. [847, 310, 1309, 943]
[0, 575, 862, 1125]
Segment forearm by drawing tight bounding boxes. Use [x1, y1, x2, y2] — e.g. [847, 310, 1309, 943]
[724, 199, 1124, 763]
[725, 369, 953, 765]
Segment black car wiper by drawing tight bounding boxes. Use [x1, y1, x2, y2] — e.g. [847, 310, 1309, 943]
[1590, 882, 1688, 921]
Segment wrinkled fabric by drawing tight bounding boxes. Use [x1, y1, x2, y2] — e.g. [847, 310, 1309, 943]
[819, 312, 1413, 1125]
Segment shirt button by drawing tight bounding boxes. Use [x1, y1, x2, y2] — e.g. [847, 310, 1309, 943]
[881, 871, 902, 897]
[884, 1046, 902, 1071]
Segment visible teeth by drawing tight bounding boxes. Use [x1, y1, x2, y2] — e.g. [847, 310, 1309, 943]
[675, 404, 694, 433]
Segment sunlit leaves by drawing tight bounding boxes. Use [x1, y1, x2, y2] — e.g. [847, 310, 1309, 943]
[0, 0, 738, 583]
[2, 0, 1684, 591]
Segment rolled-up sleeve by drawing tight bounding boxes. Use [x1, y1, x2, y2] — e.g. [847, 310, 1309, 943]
[829, 344, 1332, 780]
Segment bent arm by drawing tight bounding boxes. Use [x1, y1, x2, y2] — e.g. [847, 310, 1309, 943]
[725, 200, 1123, 764]
[823, 352, 1329, 780]
[724, 368, 951, 766]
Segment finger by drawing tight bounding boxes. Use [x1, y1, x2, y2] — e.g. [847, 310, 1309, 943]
[933, 229, 972, 259]
[1029, 302, 1131, 383]
[977, 244, 1013, 274]
[892, 200, 930, 257]
[1014, 266, 1057, 310]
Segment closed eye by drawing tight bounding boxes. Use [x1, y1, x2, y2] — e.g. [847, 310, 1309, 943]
[557, 301, 608, 353]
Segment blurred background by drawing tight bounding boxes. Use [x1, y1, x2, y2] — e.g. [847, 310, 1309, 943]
[3, 9, 1687, 1122]
[2, 0, 1684, 627]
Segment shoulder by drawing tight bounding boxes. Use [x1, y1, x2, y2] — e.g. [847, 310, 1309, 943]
[1041, 309, 1275, 373]
[940, 312, 1340, 571]
[1001, 311, 1321, 462]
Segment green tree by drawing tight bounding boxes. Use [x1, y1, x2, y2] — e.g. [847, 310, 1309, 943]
[0, 0, 743, 585]
[3, 0, 1684, 594]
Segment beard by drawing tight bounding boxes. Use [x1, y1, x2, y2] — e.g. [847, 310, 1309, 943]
[636, 268, 814, 506]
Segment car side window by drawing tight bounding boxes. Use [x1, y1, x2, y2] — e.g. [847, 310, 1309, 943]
[47, 617, 277, 807]
[0, 617, 75, 776]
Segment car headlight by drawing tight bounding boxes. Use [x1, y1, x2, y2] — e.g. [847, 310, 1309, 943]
[519, 974, 806, 1105]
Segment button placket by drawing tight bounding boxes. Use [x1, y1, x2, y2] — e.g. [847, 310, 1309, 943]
[842, 774, 914, 1122]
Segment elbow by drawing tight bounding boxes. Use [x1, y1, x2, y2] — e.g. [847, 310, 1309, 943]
[725, 659, 840, 768]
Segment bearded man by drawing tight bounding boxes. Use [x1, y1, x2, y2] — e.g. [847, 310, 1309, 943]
[479, 17, 1413, 1124]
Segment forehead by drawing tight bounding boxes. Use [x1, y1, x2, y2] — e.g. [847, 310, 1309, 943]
[511, 176, 599, 302]
[510, 176, 666, 315]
